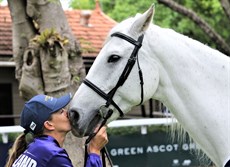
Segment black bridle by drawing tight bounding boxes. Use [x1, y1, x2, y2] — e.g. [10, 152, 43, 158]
[83, 32, 145, 118]
[83, 32, 145, 167]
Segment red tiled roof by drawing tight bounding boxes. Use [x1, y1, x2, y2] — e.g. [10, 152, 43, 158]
[0, 5, 12, 56]
[0, 3, 117, 57]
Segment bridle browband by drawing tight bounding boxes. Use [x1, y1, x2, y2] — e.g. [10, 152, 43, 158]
[83, 32, 145, 167]
[83, 32, 145, 118]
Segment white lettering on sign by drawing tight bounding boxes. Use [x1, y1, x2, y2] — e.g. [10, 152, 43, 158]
[146, 144, 179, 153]
[110, 147, 144, 156]
[110, 143, 196, 157]
[182, 143, 196, 151]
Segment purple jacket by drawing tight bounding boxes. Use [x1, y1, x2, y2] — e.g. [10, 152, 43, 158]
[12, 135, 102, 167]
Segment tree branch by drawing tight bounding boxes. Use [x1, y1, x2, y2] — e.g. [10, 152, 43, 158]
[220, 0, 230, 21]
[158, 0, 230, 56]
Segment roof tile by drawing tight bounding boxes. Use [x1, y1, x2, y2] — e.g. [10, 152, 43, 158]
[0, 3, 116, 57]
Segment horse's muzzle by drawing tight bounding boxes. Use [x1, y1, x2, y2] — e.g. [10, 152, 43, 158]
[68, 108, 83, 136]
[68, 107, 102, 137]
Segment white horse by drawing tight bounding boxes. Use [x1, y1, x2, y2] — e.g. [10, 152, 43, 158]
[69, 5, 230, 167]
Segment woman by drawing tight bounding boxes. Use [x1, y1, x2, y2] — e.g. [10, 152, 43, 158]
[5, 93, 108, 167]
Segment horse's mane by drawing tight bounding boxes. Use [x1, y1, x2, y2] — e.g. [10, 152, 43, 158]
[151, 25, 217, 165]
[170, 118, 212, 166]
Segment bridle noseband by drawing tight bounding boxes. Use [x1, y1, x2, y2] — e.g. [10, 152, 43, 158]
[83, 32, 145, 118]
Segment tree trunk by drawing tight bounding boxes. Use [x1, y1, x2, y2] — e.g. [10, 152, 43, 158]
[158, 0, 230, 56]
[7, 0, 85, 166]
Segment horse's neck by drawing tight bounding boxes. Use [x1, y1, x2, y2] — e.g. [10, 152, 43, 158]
[148, 25, 230, 166]
[149, 25, 229, 106]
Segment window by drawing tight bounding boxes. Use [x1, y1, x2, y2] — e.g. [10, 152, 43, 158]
[0, 84, 14, 126]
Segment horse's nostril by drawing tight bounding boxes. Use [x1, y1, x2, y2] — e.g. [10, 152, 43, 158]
[69, 109, 80, 122]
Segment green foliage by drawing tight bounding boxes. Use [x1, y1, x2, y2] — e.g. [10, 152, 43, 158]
[0, 133, 20, 143]
[174, 0, 230, 48]
[69, 0, 229, 52]
[70, 0, 95, 9]
[98, 0, 229, 52]
[0, 133, 35, 144]
[100, 0, 154, 21]
[32, 28, 68, 47]
[107, 125, 169, 136]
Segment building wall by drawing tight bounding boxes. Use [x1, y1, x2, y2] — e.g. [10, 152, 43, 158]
[0, 64, 166, 126]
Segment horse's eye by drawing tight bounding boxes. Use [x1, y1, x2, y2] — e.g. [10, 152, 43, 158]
[108, 54, 121, 63]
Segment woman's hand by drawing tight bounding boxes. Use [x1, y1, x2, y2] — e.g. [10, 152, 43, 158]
[88, 126, 108, 155]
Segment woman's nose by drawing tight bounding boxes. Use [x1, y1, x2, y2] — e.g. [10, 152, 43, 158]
[62, 108, 68, 116]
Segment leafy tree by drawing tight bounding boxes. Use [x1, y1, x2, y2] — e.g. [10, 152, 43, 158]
[89, 0, 230, 56]
[70, 0, 95, 9]
[158, 0, 230, 55]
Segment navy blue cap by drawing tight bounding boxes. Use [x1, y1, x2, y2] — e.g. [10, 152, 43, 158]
[20, 93, 72, 134]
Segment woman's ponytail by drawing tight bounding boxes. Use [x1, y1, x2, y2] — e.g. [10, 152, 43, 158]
[5, 132, 28, 167]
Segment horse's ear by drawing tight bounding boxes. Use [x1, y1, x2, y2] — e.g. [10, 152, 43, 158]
[130, 4, 155, 35]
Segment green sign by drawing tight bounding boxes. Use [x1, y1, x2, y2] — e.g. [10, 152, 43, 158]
[107, 130, 212, 167]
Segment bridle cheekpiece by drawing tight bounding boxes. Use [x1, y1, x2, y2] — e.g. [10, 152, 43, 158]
[83, 32, 145, 167]
[83, 32, 145, 118]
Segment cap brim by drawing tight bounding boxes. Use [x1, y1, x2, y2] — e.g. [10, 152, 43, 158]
[52, 93, 72, 112]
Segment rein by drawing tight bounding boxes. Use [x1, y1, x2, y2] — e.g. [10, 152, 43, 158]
[84, 109, 113, 167]
[83, 32, 145, 167]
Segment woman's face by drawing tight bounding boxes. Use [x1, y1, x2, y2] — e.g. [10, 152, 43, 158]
[49, 108, 71, 133]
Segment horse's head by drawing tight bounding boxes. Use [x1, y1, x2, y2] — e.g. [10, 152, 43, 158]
[69, 4, 160, 137]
